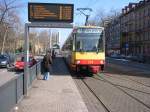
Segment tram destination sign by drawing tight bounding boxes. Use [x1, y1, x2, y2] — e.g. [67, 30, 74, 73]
[28, 3, 74, 22]
[76, 28, 103, 33]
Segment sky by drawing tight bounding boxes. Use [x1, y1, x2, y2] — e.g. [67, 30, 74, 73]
[18, 0, 140, 47]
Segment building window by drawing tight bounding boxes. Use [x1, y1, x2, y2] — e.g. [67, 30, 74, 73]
[148, 8, 150, 16]
[148, 32, 150, 41]
[145, 7, 148, 17]
[139, 46, 142, 54]
[148, 18, 150, 26]
[144, 32, 148, 40]
[143, 33, 145, 41]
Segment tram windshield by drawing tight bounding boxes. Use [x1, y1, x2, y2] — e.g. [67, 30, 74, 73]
[76, 32, 103, 52]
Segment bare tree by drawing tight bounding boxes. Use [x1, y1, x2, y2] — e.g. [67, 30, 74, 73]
[108, 8, 120, 19]
[37, 30, 50, 53]
[88, 8, 107, 26]
[0, 0, 22, 23]
[0, 0, 23, 53]
[88, 8, 121, 26]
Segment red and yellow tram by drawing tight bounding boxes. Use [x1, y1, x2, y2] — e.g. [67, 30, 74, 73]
[62, 26, 105, 74]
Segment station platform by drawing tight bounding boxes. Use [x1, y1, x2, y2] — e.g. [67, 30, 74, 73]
[16, 57, 88, 112]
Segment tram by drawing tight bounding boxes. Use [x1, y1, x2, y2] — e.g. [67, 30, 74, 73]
[62, 26, 105, 74]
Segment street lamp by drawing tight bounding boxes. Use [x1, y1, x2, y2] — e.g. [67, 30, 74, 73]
[77, 8, 93, 26]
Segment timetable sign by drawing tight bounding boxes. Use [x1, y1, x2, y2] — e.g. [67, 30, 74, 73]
[28, 3, 74, 22]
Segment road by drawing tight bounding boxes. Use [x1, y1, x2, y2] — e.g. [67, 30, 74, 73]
[106, 57, 150, 72]
[0, 68, 7, 74]
[0, 68, 18, 87]
[106, 57, 150, 86]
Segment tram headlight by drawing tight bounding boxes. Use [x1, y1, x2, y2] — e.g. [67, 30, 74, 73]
[76, 60, 80, 64]
[100, 60, 104, 64]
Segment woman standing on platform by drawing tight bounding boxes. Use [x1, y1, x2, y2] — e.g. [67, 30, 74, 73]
[42, 51, 52, 80]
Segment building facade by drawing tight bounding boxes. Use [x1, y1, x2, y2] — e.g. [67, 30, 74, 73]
[105, 17, 121, 56]
[120, 0, 150, 62]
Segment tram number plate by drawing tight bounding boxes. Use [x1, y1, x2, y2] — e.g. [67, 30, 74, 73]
[88, 61, 93, 64]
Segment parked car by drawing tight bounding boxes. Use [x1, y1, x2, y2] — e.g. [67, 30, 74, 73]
[120, 54, 126, 59]
[0, 54, 9, 67]
[14, 55, 37, 71]
[125, 55, 132, 60]
[110, 54, 123, 59]
[129, 55, 145, 63]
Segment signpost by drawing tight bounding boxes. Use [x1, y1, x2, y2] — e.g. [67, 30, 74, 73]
[28, 3, 74, 22]
[125, 43, 129, 56]
[125, 43, 129, 49]
[24, 3, 74, 96]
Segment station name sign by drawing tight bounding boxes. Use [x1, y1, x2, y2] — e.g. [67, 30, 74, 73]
[28, 3, 74, 22]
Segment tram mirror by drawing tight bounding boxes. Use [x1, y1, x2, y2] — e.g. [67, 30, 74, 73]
[96, 48, 100, 53]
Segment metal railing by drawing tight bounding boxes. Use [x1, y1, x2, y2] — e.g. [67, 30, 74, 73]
[36, 61, 41, 76]
[0, 61, 41, 112]
[28, 64, 37, 87]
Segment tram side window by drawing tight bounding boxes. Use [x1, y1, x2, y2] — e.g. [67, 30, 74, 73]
[97, 32, 104, 51]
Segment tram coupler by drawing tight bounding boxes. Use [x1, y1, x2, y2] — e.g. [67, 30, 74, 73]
[89, 66, 100, 74]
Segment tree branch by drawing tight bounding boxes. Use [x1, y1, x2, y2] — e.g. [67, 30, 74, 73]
[7, 0, 17, 6]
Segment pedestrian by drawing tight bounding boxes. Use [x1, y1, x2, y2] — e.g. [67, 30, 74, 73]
[42, 51, 52, 80]
[52, 49, 55, 59]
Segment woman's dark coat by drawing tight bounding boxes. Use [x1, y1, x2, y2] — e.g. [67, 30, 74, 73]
[42, 53, 52, 72]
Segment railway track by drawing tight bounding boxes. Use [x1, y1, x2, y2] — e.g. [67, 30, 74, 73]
[105, 65, 150, 87]
[81, 78, 111, 112]
[64, 58, 110, 112]
[71, 73, 112, 112]
[73, 73, 150, 112]
[92, 75, 150, 110]
[97, 72, 150, 95]
[103, 72, 150, 88]
[65, 59, 150, 112]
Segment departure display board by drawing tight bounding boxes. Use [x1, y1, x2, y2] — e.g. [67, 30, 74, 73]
[28, 3, 74, 22]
